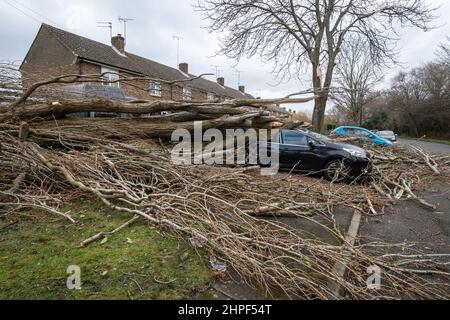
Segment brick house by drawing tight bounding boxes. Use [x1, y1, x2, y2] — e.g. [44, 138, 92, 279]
[20, 23, 253, 102]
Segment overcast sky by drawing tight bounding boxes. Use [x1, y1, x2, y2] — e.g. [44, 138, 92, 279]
[1, 0, 449, 114]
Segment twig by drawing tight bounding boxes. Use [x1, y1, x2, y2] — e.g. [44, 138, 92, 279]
[80, 215, 140, 247]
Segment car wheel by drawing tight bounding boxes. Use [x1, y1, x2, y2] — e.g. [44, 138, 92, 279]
[323, 159, 351, 183]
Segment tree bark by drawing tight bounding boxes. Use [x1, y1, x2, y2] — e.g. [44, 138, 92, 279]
[311, 61, 332, 133]
[312, 97, 327, 132]
[21, 113, 275, 140]
[1, 96, 315, 122]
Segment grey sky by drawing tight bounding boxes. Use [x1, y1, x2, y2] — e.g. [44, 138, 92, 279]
[1, 0, 449, 115]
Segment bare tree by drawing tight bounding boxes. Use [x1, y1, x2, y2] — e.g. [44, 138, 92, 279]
[436, 36, 450, 67]
[390, 70, 424, 137]
[419, 62, 450, 106]
[388, 61, 450, 138]
[331, 39, 382, 126]
[197, 0, 436, 132]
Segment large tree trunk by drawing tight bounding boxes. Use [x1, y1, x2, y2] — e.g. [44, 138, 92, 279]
[312, 97, 327, 132]
[311, 61, 332, 133]
[11, 112, 271, 140]
[2, 96, 315, 123]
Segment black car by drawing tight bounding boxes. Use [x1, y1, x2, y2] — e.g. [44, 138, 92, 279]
[258, 130, 372, 182]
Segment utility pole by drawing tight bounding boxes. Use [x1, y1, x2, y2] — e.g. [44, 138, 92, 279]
[172, 35, 183, 66]
[97, 22, 112, 39]
[118, 16, 134, 44]
[211, 65, 223, 79]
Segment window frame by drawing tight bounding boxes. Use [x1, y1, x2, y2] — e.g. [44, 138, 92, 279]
[355, 129, 372, 138]
[101, 66, 120, 88]
[182, 87, 192, 101]
[282, 131, 308, 146]
[149, 81, 162, 97]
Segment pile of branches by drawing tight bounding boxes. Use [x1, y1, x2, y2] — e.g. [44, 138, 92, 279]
[330, 136, 450, 212]
[0, 63, 311, 134]
[368, 144, 449, 211]
[1, 68, 449, 299]
[1, 125, 449, 299]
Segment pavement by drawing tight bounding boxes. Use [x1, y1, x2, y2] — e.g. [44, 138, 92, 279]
[364, 139, 450, 252]
[198, 206, 355, 300]
[198, 184, 450, 300]
[397, 138, 450, 154]
[361, 183, 450, 253]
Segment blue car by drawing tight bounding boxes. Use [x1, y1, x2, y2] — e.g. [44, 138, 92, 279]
[331, 126, 393, 146]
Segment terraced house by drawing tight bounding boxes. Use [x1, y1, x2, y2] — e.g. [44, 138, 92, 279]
[20, 23, 253, 102]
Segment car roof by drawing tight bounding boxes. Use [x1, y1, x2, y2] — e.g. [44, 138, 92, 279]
[337, 126, 370, 131]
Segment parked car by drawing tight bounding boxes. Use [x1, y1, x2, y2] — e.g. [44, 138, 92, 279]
[331, 126, 393, 146]
[258, 130, 372, 182]
[377, 130, 397, 142]
[65, 83, 131, 118]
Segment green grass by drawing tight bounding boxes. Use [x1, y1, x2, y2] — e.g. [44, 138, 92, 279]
[399, 135, 450, 146]
[0, 198, 211, 300]
[421, 138, 450, 146]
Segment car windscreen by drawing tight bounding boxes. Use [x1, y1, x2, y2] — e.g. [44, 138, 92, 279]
[378, 131, 394, 136]
[304, 131, 331, 141]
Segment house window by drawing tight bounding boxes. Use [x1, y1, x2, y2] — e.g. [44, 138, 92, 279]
[101, 66, 119, 87]
[207, 92, 215, 102]
[182, 87, 192, 101]
[149, 81, 162, 97]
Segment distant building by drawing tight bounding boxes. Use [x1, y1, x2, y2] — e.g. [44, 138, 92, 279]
[20, 24, 253, 102]
[262, 104, 291, 118]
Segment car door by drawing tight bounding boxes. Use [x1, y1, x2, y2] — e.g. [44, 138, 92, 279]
[343, 127, 356, 137]
[279, 131, 315, 171]
[352, 128, 373, 142]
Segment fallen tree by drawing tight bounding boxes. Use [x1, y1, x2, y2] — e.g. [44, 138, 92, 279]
[1, 67, 313, 136]
[1, 124, 449, 299]
[1, 96, 317, 123]
[2, 65, 310, 127]
[1, 67, 449, 299]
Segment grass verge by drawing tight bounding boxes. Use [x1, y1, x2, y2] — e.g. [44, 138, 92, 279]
[0, 198, 211, 300]
[421, 138, 450, 146]
[399, 136, 450, 146]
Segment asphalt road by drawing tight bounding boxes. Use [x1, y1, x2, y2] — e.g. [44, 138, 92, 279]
[362, 183, 450, 248]
[397, 138, 450, 154]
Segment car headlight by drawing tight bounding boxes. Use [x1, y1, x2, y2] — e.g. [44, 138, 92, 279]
[343, 147, 367, 158]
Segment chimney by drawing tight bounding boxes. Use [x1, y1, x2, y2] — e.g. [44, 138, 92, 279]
[112, 34, 125, 54]
[239, 85, 245, 93]
[217, 77, 225, 86]
[179, 63, 189, 74]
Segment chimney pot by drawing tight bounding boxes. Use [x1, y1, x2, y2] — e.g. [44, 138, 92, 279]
[239, 85, 245, 93]
[112, 34, 125, 54]
[217, 77, 225, 86]
[179, 63, 189, 74]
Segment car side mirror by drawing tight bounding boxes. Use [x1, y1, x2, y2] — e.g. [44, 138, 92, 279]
[308, 141, 316, 150]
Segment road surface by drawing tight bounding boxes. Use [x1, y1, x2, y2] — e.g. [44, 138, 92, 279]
[397, 138, 450, 154]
